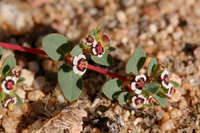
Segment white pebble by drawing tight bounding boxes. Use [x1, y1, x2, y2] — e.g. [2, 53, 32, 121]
[116, 11, 127, 24]
[21, 69, 35, 87]
[149, 24, 158, 34]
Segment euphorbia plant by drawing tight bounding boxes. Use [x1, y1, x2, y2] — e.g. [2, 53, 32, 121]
[0, 27, 179, 108]
[0, 47, 23, 110]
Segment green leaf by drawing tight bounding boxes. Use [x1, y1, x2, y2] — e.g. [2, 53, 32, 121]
[17, 77, 25, 83]
[15, 94, 23, 106]
[118, 92, 129, 105]
[148, 58, 157, 76]
[42, 33, 70, 61]
[144, 83, 160, 94]
[90, 25, 101, 36]
[102, 79, 122, 100]
[126, 47, 146, 74]
[91, 53, 113, 66]
[144, 103, 154, 107]
[0, 56, 16, 75]
[58, 64, 82, 102]
[0, 91, 6, 101]
[170, 81, 179, 88]
[0, 47, 3, 59]
[153, 93, 166, 107]
[70, 45, 83, 57]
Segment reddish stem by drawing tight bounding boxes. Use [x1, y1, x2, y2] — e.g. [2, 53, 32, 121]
[0, 42, 127, 80]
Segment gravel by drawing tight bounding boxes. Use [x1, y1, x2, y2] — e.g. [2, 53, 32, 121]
[0, 0, 200, 132]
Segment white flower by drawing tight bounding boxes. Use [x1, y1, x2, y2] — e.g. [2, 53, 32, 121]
[131, 82, 141, 94]
[91, 41, 105, 58]
[4, 97, 17, 108]
[160, 70, 172, 89]
[1, 76, 17, 94]
[131, 74, 147, 94]
[73, 54, 87, 75]
[132, 95, 146, 108]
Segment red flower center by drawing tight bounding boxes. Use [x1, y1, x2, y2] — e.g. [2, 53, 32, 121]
[136, 78, 145, 90]
[95, 42, 104, 55]
[163, 74, 169, 85]
[135, 97, 145, 105]
[77, 58, 87, 71]
[5, 80, 15, 90]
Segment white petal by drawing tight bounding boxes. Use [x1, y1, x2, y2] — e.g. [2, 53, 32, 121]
[12, 77, 18, 84]
[93, 40, 97, 47]
[78, 54, 86, 60]
[13, 97, 17, 104]
[4, 99, 12, 107]
[135, 89, 142, 95]
[135, 74, 146, 81]
[73, 66, 80, 74]
[73, 56, 79, 66]
[132, 96, 137, 108]
[161, 70, 168, 79]
[77, 69, 86, 76]
[131, 82, 137, 91]
[1, 81, 10, 94]
[5, 76, 12, 80]
[162, 81, 172, 89]
[98, 54, 103, 58]
[92, 48, 97, 55]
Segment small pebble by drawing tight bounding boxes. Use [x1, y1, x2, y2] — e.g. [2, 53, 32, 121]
[160, 120, 175, 131]
[28, 90, 45, 101]
[116, 10, 127, 24]
[21, 69, 35, 87]
[33, 76, 47, 90]
[28, 61, 40, 73]
[15, 88, 26, 99]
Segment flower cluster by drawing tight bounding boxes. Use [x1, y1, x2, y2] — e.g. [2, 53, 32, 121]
[129, 65, 177, 108]
[73, 54, 88, 75]
[82, 30, 110, 58]
[0, 69, 23, 109]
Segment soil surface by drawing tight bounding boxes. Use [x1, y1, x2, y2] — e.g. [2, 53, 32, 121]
[0, 0, 200, 133]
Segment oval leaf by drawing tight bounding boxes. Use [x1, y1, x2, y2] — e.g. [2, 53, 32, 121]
[102, 79, 122, 100]
[144, 83, 160, 94]
[58, 64, 82, 102]
[126, 47, 146, 74]
[0, 56, 16, 75]
[148, 58, 157, 76]
[153, 93, 166, 107]
[42, 33, 70, 61]
[91, 53, 113, 66]
[70, 45, 82, 57]
[170, 81, 179, 88]
[118, 92, 129, 105]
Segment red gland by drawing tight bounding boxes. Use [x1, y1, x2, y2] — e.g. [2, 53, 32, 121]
[96, 42, 104, 54]
[5, 80, 15, 90]
[102, 34, 110, 42]
[77, 58, 87, 72]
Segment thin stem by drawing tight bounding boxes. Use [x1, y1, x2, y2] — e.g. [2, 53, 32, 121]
[0, 42, 127, 80]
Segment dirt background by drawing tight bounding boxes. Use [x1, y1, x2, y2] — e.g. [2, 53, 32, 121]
[0, 0, 200, 132]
